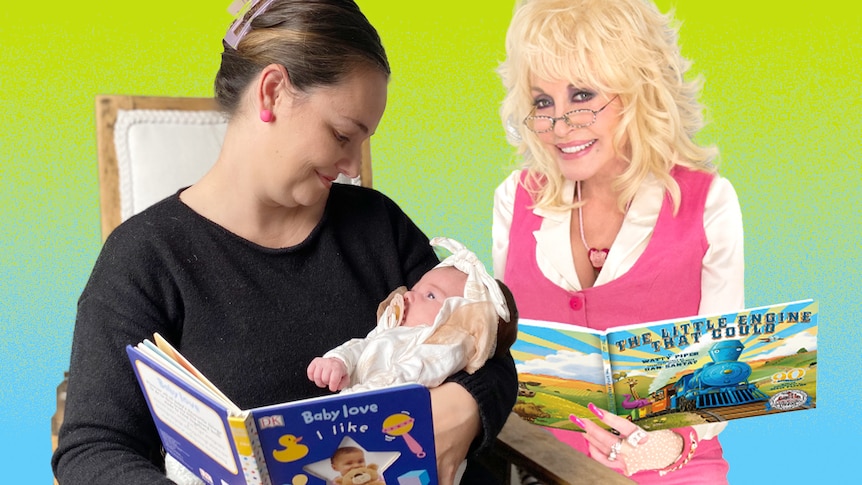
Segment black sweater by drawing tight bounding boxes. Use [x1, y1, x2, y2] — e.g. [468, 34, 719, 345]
[53, 184, 517, 484]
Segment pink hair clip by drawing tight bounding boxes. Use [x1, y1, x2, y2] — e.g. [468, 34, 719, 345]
[224, 0, 277, 49]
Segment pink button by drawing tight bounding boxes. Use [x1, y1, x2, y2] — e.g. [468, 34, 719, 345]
[569, 295, 583, 311]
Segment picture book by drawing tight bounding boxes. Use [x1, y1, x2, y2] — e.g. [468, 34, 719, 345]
[126, 334, 438, 485]
[511, 299, 817, 433]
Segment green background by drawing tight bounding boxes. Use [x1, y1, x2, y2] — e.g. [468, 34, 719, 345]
[1, 1, 858, 483]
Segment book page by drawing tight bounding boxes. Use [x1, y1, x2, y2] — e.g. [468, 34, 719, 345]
[133, 359, 240, 474]
[511, 319, 611, 432]
[153, 333, 239, 410]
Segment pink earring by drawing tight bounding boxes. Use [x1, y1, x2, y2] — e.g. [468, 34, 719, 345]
[260, 109, 273, 123]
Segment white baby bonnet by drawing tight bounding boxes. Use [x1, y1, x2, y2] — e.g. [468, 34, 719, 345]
[430, 236, 511, 323]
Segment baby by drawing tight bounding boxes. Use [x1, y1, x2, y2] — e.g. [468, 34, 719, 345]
[307, 237, 517, 393]
[330, 446, 368, 476]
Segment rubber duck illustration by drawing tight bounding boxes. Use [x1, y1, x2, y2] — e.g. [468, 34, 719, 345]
[272, 434, 309, 463]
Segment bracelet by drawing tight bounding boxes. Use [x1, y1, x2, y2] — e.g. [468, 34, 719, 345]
[658, 428, 698, 476]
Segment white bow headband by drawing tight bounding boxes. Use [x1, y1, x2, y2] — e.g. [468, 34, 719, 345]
[430, 237, 511, 323]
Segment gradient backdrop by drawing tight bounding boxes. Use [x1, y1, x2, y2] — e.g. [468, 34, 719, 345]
[1, 1, 858, 483]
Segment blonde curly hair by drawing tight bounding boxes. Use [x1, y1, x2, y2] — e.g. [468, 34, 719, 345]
[498, 0, 718, 212]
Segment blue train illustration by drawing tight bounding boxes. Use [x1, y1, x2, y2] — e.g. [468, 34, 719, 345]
[630, 339, 769, 419]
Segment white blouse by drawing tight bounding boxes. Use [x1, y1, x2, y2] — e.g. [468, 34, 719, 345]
[492, 170, 746, 440]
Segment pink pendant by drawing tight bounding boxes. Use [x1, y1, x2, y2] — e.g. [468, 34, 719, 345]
[588, 248, 609, 271]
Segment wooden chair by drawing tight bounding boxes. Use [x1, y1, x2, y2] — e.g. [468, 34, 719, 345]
[52, 95, 632, 485]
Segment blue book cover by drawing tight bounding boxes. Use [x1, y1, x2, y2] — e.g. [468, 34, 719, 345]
[127, 334, 438, 485]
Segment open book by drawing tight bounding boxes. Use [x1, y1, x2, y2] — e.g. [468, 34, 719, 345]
[511, 300, 817, 432]
[127, 334, 437, 485]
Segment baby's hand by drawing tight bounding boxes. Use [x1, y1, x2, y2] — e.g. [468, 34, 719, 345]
[306, 357, 349, 392]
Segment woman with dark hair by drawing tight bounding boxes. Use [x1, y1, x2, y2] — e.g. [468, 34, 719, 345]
[52, 2, 516, 484]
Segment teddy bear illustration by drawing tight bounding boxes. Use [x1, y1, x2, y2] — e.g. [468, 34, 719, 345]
[333, 464, 384, 485]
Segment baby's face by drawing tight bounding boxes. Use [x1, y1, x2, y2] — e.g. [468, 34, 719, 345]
[332, 450, 365, 474]
[402, 267, 467, 327]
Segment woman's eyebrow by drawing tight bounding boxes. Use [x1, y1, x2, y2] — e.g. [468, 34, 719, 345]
[344, 116, 369, 134]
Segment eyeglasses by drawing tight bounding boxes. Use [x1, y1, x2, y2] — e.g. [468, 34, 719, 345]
[523, 95, 619, 134]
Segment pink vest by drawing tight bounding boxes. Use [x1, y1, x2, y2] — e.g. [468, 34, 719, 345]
[505, 168, 730, 484]
[504, 167, 713, 329]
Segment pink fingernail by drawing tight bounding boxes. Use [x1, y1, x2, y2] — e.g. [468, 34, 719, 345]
[588, 403, 604, 418]
[569, 415, 587, 429]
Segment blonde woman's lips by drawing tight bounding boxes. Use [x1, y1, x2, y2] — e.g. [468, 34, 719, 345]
[559, 139, 596, 154]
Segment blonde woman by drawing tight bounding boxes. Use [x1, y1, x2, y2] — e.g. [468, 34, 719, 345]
[493, 0, 743, 483]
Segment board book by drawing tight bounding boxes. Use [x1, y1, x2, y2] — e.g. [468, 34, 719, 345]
[127, 334, 438, 485]
[511, 299, 817, 432]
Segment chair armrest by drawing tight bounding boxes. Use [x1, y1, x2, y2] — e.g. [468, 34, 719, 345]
[478, 413, 635, 485]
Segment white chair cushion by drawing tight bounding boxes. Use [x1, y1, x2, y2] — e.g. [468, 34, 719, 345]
[114, 109, 227, 221]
